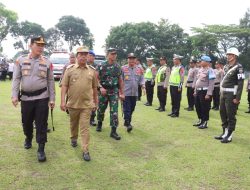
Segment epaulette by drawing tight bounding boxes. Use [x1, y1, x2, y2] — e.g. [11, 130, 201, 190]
[66, 64, 74, 70]
[89, 65, 96, 70]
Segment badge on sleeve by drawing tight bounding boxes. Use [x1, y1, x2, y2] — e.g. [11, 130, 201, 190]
[237, 73, 245, 79]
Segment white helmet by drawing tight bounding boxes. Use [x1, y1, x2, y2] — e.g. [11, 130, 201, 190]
[226, 47, 239, 57]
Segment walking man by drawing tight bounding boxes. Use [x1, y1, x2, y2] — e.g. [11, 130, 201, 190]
[60, 46, 98, 161]
[96, 48, 125, 140]
[121, 53, 145, 132]
[11, 36, 55, 162]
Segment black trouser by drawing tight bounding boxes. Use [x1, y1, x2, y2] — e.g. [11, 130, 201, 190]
[157, 86, 167, 109]
[212, 86, 220, 108]
[145, 81, 154, 104]
[90, 110, 96, 121]
[220, 92, 238, 131]
[123, 96, 137, 123]
[138, 85, 142, 101]
[186, 87, 194, 108]
[170, 86, 182, 115]
[247, 90, 250, 108]
[21, 98, 49, 143]
[8, 72, 13, 80]
[195, 90, 211, 121]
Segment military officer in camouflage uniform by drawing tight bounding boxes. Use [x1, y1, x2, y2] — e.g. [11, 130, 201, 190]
[87, 50, 98, 126]
[155, 56, 170, 112]
[193, 55, 215, 129]
[11, 36, 55, 162]
[214, 47, 244, 143]
[96, 48, 125, 140]
[121, 53, 145, 132]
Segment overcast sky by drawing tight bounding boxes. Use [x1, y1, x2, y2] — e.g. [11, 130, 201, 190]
[1, 0, 249, 57]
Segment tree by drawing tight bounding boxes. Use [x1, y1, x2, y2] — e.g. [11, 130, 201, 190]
[0, 3, 18, 51]
[56, 15, 94, 51]
[12, 21, 45, 51]
[44, 27, 63, 54]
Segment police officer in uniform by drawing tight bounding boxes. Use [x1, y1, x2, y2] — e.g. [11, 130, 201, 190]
[61, 46, 98, 161]
[168, 54, 185, 117]
[121, 53, 145, 132]
[11, 36, 55, 162]
[144, 57, 157, 106]
[245, 74, 250, 113]
[96, 48, 125, 140]
[87, 50, 98, 126]
[185, 58, 197, 111]
[193, 56, 215, 129]
[155, 56, 170, 112]
[136, 58, 144, 101]
[212, 60, 224, 110]
[214, 47, 244, 143]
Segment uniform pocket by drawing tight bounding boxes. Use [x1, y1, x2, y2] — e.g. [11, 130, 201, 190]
[21, 65, 31, 76]
[38, 64, 48, 78]
[70, 74, 79, 83]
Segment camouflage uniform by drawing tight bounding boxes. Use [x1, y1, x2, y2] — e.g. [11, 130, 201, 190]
[97, 60, 121, 128]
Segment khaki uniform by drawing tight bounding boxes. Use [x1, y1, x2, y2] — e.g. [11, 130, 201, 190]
[62, 64, 97, 152]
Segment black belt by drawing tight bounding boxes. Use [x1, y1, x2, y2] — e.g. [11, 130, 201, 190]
[214, 82, 220, 85]
[102, 84, 118, 89]
[21, 87, 47, 97]
[187, 81, 193, 83]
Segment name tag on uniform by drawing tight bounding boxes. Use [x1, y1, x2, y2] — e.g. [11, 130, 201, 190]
[125, 75, 129, 80]
[237, 73, 245, 79]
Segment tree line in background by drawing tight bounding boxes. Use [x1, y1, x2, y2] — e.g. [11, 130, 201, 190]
[0, 3, 249, 69]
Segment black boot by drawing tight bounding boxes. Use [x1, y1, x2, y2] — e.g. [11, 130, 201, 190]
[221, 130, 233, 143]
[110, 127, 121, 140]
[155, 106, 161, 110]
[193, 119, 202, 127]
[96, 121, 102, 132]
[245, 108, 250, 113]
[90, 115, 97, 126]
[37, 143, 46, 162]
[198, 121, 208, 129]
[24, 137, 32, 149]
[124, 120, 133, 133]
[159, 107, 165, 112]
[214, 128, 226, 140]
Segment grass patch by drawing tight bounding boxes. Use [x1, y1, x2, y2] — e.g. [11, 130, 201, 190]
[0, 80, 249, 190]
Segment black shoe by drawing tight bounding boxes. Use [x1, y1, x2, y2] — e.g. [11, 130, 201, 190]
[47, 128, 51, 133]
[24, 138, 32, 149]
[144, 102, 152, 106]
[213, 107, 219, 111]
[171, 114, 179, 118]
[187, 107, 194, 111]
[90, 120, 97, 126]
[71, 140, 77, 147]
[127, 124, 133, 133]
[211, 106, 216, 110]
[245, 110, 250, 113]
[221, 137, 232, 143]
[96, 121, 102, 132]
[214, 134, 224, 140]
[159, 108, 165, 112]
[110, 127, 121, 140]
[168, 113, 174, 116]
[83, 152, 91, 161]
[198, 121, 208, 129]
[37, 144, 46, 162]
[155, 107, 161, 110]
[193, 119, 202, 127]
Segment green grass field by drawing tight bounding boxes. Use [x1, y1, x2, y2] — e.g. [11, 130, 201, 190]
[0, 80, 249, 190]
